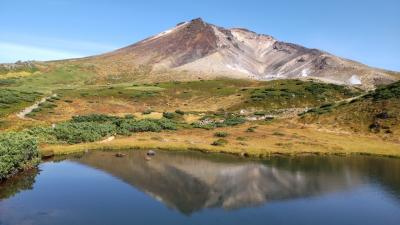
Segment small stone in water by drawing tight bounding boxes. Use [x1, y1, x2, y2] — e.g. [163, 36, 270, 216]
[147, 150, 156, 156]
[115, 153, 126, 157]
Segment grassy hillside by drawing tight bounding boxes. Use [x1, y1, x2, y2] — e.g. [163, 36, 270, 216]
[300, 81, 400, 137]
[0, 89, 42, 117]
[1, 62, 399, 174]
[8, 79, 360, 123]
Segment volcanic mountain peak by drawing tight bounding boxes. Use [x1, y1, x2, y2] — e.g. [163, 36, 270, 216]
[86, 18, 398, 88]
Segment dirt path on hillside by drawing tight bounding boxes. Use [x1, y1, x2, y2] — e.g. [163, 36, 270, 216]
[16, 94, 57, 120]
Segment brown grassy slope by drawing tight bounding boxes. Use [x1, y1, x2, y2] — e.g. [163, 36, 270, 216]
[21, 79, 360, 124]
[300, 81, 400, 138]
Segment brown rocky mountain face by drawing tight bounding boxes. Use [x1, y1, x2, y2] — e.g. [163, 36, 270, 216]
[72, 18, 398, 88]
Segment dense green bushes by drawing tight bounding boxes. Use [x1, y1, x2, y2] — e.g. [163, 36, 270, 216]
[0, 114, 179, 178]
[369, 81, 400, 100]
[54, 122, 116, 144]
[71, 114, 119, 123]
[121, 118, 176, 133]
[211, 138, 228, 146]
[193, 115, 246, 129]
[0, 132, 39, 180]
[0, 89, 40, 105]
[0, 89, 42, 116]
[27, 114, 178, 144]
[214, 131, 229, 137]
[248, 80, 357, 109]
[162, 112, 175, 119]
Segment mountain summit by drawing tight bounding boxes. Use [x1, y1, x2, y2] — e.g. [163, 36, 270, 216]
[79, 18, 398, 88]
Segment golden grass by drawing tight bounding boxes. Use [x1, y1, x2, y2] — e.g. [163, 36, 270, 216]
[0, 71, 38, 79]
[133, 112, 163, 119]
[41, 120, 400, 158]
[183, 114, 202, 123]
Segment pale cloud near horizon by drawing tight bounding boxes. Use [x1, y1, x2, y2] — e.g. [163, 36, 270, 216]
[0, 35, 118, 63]
[0, 42, 83, 63]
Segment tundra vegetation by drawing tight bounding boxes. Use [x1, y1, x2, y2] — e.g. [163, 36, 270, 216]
[0, 64, 399, 179]
[0, 132, 39, 180]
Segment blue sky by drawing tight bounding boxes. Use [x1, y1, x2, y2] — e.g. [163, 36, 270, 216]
[0, 0, 399, 71]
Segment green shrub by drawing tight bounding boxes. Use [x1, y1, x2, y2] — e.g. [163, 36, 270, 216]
[192, 122, 216, 130]
[222, 116, 246, 126]
[193, 115, 246, 129]
[53, 122, 116, 144]
[320, 103, 334, 108]
[211, 139, 228, 146]
[156, 118, 177, 130]
[272, 131, 285, 136]
[26, 127, 57, 144]
[22, 114, 178, 145]
[39, 102, 57, 108]
[71, 114, 119, 123]
[0, 89, 41, 116]
[163, 112, 175, 119]
[214, 131, 229, 137]
[175, 109, 185, 115]
[124, 114, 135, 119]
[236, 136, 248, 141]
[253, 111, 266, 116]
[0, 132, 39, 180]
[370, 81, 400, 100]
[246, 126, 257, 132]
[118, 119, 162, 133]
[0, 79, 16, 86]
[142, 109, 153, 115]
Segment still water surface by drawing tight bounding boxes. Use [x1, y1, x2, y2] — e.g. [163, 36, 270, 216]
[0, 150, 399, 225]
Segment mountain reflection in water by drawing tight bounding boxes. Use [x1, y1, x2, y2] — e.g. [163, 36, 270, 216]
[69, 150, 400, 214]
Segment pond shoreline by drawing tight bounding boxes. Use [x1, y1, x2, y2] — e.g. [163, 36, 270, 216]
[40, 137, 400, 159]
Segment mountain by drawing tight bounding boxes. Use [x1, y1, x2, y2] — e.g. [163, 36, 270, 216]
[69, 18, 398, 89]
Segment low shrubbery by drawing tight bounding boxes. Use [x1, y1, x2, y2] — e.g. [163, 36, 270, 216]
[54, 122, 116, 144]
[368, 81, 400, 101]
[192, 115, 246, 129]
[118, 118, 176, 134]
[214, 131, 229, 137]
[26, 114, 178, 145]
[0, 89, 42, 116]
[175, 109, 185, 115]
[246, 126, 257, 132]
[162, 112, 175, 119]
[0, 132, 39, 180]
[71, 114, 119, 123]
[211, 138, 228, 146]
[247, 80, 358, 109]
[142, 109, 153, 115]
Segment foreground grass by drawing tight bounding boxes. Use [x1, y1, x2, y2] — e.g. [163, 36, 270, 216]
[41, 121, 400, 158]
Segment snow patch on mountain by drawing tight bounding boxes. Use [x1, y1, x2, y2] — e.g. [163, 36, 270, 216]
[145, 22, 188, 42]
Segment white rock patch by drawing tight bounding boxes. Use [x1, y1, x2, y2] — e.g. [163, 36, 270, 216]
[349, 75, 362, 85]
[301, 69, 308, 77]
[226, 64, 252, 75]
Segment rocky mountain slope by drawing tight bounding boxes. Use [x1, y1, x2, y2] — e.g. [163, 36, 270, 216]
[72, 18, 398, 89]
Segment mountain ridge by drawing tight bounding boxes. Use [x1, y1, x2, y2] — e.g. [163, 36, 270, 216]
[3, 18, 399, 89]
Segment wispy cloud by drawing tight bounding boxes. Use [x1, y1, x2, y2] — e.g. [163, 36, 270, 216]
[0, 33, 118, 63]
[0, 42, 83, 63]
